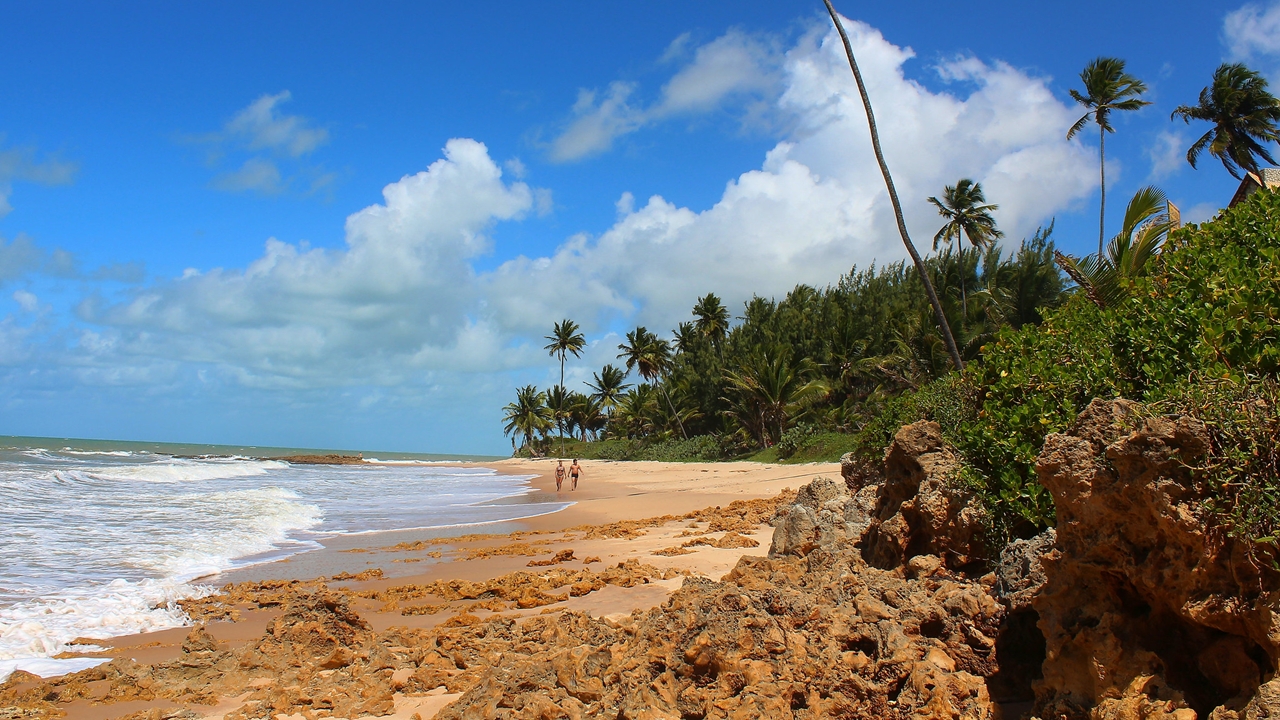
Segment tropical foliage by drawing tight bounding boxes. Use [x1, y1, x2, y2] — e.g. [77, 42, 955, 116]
[1173, 63, 1280, 179]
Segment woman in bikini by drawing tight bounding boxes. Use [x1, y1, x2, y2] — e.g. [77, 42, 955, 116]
[554, 460, 566, 491]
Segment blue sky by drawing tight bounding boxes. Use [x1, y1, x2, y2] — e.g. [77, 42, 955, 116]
[0, 0, 1272, 454]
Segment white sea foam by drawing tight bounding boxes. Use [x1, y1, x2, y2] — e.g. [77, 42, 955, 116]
[0, 446, 566, 681]
[82, 459, 286, 484]
[0, 578, 210, 665]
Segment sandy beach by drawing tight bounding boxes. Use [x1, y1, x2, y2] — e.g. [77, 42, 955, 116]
[9, 458, 840, 720]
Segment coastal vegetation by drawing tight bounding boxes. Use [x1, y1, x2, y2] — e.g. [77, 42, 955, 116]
[504, 56, 1280, 549]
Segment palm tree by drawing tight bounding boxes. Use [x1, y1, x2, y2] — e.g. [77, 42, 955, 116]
[927, 178, 1003, 318]
[673, 321, 699, 355]
[1066, 57, 1151, 258]
[1054, 186, 1174, 309]
[545, 384, 573, 456]
[692, 293, 730, 358]
[501, 385, 552, 453]
[586, 364, 630, 410]
[1172, 63, 1280, 180]
[617, 327, 686, 438]
[543, 319, 586, 391]
[723, 352, 829, 447]
[821, 0, 964, 373]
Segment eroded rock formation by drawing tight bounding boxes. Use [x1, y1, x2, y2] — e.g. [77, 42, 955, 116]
[862, 421, 988, 571]
[1032, 399, 1280, 720]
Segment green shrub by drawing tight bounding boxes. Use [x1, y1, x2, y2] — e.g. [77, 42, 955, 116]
[859, 190, 1280, 545]
[635, 435, 724, 462]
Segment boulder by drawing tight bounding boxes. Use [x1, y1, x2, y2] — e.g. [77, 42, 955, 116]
[769, 476, 875, 557]
[861, 421, 987, 571]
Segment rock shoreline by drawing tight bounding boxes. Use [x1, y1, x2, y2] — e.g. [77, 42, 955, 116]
[4, 400, 1278, 719]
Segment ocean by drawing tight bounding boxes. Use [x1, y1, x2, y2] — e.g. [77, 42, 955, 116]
[0, 436, 563, 680]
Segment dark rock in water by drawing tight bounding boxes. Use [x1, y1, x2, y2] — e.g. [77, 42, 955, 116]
[274, 453, 365, 465]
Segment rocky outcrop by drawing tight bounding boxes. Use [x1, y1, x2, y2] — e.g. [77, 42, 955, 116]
[1032, 399, 1280, 720]
[769, 476, 876, 557]
[996, 528, 1055, 614]
[436, 548, 1005, 719]
[862, 421, 988, 571]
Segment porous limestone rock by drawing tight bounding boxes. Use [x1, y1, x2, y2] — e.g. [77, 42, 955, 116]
[769, 476, 876, 558]
[995, 528, 1055, 613]
[862, 421, 988, 571]
[1032, 398, 1280, 720]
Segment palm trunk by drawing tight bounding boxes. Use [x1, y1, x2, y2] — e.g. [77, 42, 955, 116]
[660, 381, 687, 439]
[957, 228, 966, 332]
[1098, 125, 1106, 259]
[559, 355, 566, 456]
[823, 0, 964, 373]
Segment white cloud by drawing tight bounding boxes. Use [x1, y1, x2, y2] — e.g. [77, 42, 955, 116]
[225, 91, 329, 157]
[549, 83, 644, 162]
[549, 30, 782, 162]
[13, 290, 38, 312]
[0, 144, 78, 217]
[1225, 1, 1280, 59]
[62, 16, 1093, 399]
[211, 158, 285, 195]
[1147, 130, 1187, 180]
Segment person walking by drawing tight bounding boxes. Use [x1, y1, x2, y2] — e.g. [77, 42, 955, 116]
[570, 459, 582, 491]
[554, 460, 566, 492]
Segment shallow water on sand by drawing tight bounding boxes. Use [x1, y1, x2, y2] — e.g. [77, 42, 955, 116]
[0, 437, 562, 679]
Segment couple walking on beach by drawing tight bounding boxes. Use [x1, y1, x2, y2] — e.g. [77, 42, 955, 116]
[555, 459, 581, 492]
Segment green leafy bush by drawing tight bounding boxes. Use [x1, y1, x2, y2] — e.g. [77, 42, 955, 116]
[635, 435, 724, 462]
[857, 190, 1280, 545]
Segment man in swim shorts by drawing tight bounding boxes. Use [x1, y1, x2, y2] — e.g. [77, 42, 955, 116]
[570, 459, 581, 491]
[554, 460, 566, 491]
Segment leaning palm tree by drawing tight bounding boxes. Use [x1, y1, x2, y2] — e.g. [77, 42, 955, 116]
[927, 178, 1003, 318]
[501, 385, 552, 454]
[1054, 185, 1174, 309]
[586, 364, 630, 410]
[543, 319, 586, 392]
[821, 0, 963, 373]
[617, 327, 686, 438]
[1066, 57, 1151, 258]
[1172, 63, 1280, 180]
[692, 293, 730, 359]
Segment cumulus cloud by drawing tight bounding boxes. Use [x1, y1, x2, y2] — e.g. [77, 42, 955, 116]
[0, 144, 78, 217]
[84, 139, 535, 386]
[549, 30, 782, 162]
[63, 15, 1093, 400]
[1224, 1, 1280, 60]
[1147, 130, 1188, 180]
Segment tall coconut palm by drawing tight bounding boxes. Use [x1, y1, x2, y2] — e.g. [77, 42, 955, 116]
[692, 293, 730, 358]
[617, 327, 686, 438]
[501, 385, 552, 453]
[586, 364, 630, 410]
[1172, 63, 1280, 180]
[543, 319, 586, 391]
[927, 178, 1003, 318]
[821, 0, 964, 373]
[1066, 57, 1151, 258]
[673, 321, 699, 355]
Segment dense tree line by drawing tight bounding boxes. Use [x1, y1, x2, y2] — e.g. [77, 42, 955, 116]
[503, 53, 1280, 462]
